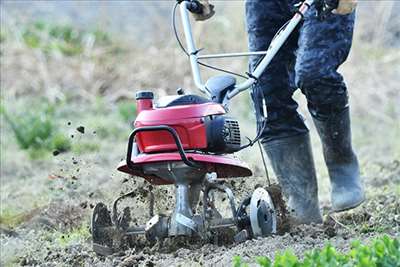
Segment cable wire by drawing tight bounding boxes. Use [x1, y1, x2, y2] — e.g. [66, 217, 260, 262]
[172, 2, 247, 79]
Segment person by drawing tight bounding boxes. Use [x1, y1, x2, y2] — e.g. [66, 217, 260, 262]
[192, 0, 364, 224]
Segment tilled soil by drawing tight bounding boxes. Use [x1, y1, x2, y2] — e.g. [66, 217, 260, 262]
[1, 132, 399, 267]
[3, 165, 399, 267]
[8, 218, 393, 267]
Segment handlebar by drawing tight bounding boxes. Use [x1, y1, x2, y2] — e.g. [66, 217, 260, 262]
[178, 0, 315, 104]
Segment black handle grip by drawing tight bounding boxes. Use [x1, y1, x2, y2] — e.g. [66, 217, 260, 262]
[315, 0, 339, 19]
[186, 0, 203, 14]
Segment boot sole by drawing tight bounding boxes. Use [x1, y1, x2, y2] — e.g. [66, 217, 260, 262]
[331, 196, 365, 213]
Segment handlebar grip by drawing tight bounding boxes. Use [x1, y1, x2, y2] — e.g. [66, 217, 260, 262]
[186, 0, 203, 14]
[315, 0, 339, 19]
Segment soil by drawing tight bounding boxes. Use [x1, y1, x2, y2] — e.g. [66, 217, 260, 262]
[3, 160, 398, 266]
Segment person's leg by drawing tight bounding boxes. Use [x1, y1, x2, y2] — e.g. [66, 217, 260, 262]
[246, 0, 305, 142]
[296, 9, 364, 212]
[246, 0, 322, 224]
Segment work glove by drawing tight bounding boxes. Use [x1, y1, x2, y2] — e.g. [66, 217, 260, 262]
[333, 0, 357, 15]
[191, 0, 215, 21]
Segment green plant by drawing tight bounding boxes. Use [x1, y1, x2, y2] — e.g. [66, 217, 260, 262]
[2, 104, 55, 150]
[52, 133, 72, 153]
[234, 235, 400, 267]
[1, 103, 71, 158]
[0, 208, 24, 228]
[233, 256, 248, 267]
[72, 142, 100, 154]
[21, 20, 110, 56]
[54, 223, 91, 248]
[0, 207, 40, 228]
[118, 100, 136, 122]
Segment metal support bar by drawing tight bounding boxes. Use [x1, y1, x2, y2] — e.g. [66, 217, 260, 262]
[178, 0, 315, 100]
[180, 1, 209, 95]
[203, 181, 237, 222]
[227, 0, 314, 98]
[197, 51, 269, 59]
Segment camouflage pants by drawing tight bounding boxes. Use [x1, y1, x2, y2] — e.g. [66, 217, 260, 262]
[246, 0, 355, 142]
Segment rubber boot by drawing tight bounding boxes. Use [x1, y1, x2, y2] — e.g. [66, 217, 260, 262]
[263, 133, 323, 224]
[312, 107, 365, 212]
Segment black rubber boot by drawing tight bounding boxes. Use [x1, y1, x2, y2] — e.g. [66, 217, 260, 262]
[312, 107, 364, 212]
[263, 133, 323, 224]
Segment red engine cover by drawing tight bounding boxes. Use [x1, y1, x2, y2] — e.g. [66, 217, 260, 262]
[135, 102, 225, 153]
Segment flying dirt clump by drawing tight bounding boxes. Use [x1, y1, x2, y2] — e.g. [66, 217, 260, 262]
[265, 184, 290, 234]
[76, 126, 85, 134]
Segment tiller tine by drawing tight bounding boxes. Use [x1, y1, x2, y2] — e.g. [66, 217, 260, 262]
[91, 171, 279, 255]
[91, 192, 146, 256]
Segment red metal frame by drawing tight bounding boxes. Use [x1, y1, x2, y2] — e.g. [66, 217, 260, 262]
[117, 152, 252, 185]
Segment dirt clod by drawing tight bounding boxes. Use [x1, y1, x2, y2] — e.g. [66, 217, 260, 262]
[80, 201, 88, 209]
[76, 126, 85, 134]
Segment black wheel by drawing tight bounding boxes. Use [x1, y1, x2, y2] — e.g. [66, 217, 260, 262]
[249, 188, 277, 237]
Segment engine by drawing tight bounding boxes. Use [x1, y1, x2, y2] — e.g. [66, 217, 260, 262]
[205, 115, 241, 153]
[133, 91, 241, 155]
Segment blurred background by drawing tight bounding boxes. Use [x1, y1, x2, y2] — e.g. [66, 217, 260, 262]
[0, 1, 399, 265]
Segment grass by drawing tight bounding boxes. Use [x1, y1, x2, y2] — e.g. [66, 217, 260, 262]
[54, 223, 91, 248]
[21, 21, 110, 56]
[0, 207, 41, 228]
[1, 102, 71, 159]
[0, 208, 26, 228]
[118, 100, 137, 123]
[233, 235, 400, 267]
[72, 142, 100, 154]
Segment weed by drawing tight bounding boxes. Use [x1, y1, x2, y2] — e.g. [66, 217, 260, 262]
[234, 235, 400, 267]
[0, 208, 24, 228]
[118, 101, 136, 122]
[0, 207, 40, 228]
[1, 103, 71, 158]
[54, 223, 91, 248]
[233, 256, 248, 267]
[1, 104, 54, 150]
[21, 20, 110, 56]
[72, 142, 100, 154]
[52, 133, 72, 153]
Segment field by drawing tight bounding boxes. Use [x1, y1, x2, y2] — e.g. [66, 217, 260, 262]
[1, 1, 399, 266]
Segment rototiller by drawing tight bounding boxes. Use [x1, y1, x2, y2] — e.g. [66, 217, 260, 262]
[91, 0, 336, 255]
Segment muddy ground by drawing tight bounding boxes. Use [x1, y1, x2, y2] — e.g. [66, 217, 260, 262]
[1, 128, 399, 266]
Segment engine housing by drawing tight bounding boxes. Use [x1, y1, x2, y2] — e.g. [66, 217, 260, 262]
[133, 93, 241, 155]
[204, 115, 241, 153]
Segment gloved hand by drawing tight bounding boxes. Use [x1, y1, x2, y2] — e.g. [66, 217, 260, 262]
[333, 0, 357, 15]
[191, 0, 215, 21]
